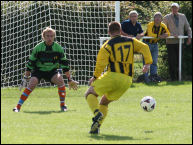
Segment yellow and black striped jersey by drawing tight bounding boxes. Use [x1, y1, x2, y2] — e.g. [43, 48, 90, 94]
[94, 35, 153, 78]
[143, 21, 170, 43]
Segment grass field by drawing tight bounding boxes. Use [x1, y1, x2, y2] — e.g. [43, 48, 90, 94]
[1, 81, 192, 144]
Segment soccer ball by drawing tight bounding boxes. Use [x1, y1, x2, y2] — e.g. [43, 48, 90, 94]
[140, 96, 156, 112]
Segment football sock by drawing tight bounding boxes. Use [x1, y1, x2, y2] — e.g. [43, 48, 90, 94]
[16, 88, 32, 110]
[86, 94, 99, 115]
[99, 105, 108, 126]
[58, 85, 66, 107]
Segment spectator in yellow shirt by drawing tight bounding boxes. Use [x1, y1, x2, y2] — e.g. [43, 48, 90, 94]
[138, 12, 170, 83]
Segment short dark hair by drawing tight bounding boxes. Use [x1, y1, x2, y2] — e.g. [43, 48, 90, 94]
[108, 21, 121, 34]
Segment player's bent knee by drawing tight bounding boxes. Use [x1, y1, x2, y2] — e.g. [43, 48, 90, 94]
[51, 74, 64, 87]
[100, 96, 112, 106]
[85, 86, 98, 99]
[28, 77, 39, 90]
[55, 79, 64, 87]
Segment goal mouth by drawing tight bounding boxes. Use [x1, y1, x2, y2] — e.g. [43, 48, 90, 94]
[1, 1, 117, 88]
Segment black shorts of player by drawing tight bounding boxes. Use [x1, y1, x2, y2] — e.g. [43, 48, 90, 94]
[31, 69, 60, 83]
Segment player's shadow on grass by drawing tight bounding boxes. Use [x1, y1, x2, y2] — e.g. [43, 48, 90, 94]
[89, 134, 151, 141]
[23, 110, 76, 115]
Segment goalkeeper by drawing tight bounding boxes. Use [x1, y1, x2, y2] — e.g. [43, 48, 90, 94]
[13, 27, 78, 112]
[85, 21, 153, 134]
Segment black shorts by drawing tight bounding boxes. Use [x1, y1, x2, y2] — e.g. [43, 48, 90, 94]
[31, 69, 59, 83]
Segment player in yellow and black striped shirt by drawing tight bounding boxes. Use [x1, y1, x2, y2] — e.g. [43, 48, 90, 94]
[85, 21, 153, 134]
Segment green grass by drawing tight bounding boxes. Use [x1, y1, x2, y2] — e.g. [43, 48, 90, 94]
[1, 81, 192, 144]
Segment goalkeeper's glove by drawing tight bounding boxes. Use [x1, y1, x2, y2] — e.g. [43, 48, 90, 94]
[68, 79, 79, 90]
[19, 76, 31, 91]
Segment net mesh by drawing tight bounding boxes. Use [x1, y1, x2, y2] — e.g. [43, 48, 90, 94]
[1, 1, 116, 87]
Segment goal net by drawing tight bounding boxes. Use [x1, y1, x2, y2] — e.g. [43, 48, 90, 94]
[1, 1, 117, 88]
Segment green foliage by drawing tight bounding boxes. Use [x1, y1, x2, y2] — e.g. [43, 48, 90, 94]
[158, 42, 170, 80]
[120, 1, 192, 80]
[120, 1, 172, 24]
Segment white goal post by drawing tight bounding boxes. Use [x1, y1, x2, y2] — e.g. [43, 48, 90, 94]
[1, 1, 120, 88]
[100, 36, 189, 81]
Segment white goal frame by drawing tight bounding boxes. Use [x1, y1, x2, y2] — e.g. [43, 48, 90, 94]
[1, 1, 121, 88]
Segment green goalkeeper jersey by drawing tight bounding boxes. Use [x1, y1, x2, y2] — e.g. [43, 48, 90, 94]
[26, 41, 69, 72]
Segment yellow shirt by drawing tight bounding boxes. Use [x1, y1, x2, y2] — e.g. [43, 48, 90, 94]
[94, 36, 153, 78]
[144, 21, 170, 43]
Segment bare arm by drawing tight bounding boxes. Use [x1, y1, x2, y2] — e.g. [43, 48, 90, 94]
[158, 23, 170, 39]
[158, 33, 169, 39]
[136, 32, 144, 40]
[121, 29, 134, 37]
